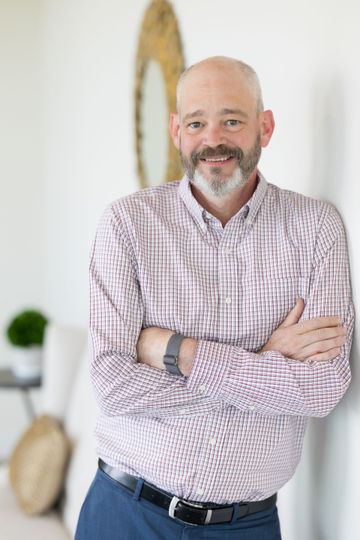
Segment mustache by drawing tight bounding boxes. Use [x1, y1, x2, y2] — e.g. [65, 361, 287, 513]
[190, 145, 244, 166]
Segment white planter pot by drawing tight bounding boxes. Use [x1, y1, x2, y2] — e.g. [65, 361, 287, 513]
[11, 346, 43, 380]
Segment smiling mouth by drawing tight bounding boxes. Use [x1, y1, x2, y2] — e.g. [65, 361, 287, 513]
[200, 156, 234, 164]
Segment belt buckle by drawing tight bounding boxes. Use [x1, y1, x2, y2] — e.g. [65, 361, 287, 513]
[169, 496, 213, 526]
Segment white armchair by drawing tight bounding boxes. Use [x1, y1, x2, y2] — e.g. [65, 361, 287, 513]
[0, 323, 99, 539]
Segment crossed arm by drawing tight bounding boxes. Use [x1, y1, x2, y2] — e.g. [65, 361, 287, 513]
[137, 298, 347, 376]
[90, 205, 354, 419]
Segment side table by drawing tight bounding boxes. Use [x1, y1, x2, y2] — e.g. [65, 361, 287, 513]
[0, 368, 41, 420]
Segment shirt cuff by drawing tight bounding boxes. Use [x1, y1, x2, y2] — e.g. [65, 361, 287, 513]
[186, 339, 234, 397]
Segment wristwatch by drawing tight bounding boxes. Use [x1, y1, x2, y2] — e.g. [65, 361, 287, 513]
[163, 334, 185, 376]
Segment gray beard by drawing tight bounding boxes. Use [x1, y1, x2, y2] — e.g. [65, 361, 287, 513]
[191, 167, 246, 198]
[181, 134, 262, 199]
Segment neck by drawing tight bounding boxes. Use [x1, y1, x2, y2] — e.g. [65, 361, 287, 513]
[190, 170, 258, 227]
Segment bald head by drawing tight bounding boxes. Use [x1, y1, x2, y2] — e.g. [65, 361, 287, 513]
[176, 56, 264, 115]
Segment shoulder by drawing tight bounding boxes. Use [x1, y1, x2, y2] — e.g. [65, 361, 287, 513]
[99, 181, 181, 228]
[111, 181, 180, 216]
[263, 183, 347, 260]
[266, 182, 344, 235]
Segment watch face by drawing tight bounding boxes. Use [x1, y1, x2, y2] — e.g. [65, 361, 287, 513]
[163, 355, 182, 376]
[163, 334, 185, 376]
[164, 354, 176, 366]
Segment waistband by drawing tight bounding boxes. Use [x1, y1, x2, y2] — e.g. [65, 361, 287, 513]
[98, 459, 277, 526]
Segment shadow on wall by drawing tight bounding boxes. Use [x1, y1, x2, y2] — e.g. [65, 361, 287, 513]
[292, 77, 358, 540]
[305, 333, 358, 540]
[308, 76, 347, 204]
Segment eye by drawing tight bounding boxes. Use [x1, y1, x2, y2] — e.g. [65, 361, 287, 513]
[188, 121, 202, 129]
[225, 119, 242, 127]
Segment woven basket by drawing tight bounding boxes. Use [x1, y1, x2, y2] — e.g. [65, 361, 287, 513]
[9, 414, 70, 515]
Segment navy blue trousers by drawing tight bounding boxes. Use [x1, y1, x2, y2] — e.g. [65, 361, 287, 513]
[75, 468, 282, 540]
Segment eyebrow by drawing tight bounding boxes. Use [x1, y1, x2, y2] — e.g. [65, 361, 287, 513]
[220, 108, 249, 119]
[182, 110, 205, 123]
[182, 108, 249, 123]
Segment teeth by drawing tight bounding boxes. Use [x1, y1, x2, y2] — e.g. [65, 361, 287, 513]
[204, 156, 230, 162]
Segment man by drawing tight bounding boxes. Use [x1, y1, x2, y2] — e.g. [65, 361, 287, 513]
[76, 57, 354, 539]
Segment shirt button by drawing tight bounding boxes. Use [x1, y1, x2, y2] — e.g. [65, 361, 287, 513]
[196, 487, 204, 496]
[224, 248, 231, 255]
[209, 437, 216, 446]
[198, 385, 206, 394]
[225, 297, 232, 304]
[249, 405, 256, 411]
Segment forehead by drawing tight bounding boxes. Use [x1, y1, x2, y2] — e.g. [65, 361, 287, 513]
[179, 65, 256, 117]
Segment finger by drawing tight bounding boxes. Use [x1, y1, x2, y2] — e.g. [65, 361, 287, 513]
[299, 335, 346, 358]
[305, 347, 342, 362]
[297, 316, 342, 334]
[280, 298, 305, 328]
[298, 326, 346, 347]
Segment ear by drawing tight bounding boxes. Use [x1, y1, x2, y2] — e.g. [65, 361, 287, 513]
[169, 112, 181, 150]
[259, 110, 275, 148]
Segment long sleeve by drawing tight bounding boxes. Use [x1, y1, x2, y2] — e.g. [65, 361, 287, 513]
[91, 177, 354, 501]
[187, 205, 354, 417]
[89, 205, 223, 417]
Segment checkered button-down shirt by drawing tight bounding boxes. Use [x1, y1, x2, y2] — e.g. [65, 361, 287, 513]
[90, 173, 354, 503]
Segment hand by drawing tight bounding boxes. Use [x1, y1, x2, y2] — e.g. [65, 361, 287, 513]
[260, 298, 347, 361]
[136, 327, 174, 370]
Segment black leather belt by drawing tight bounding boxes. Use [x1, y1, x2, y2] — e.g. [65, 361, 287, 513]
[98, 459, 277, 526]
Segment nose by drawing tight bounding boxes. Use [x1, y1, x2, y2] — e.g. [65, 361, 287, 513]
[202, 123, 227, 147]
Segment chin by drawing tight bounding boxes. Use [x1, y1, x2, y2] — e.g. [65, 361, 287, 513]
[192, 168, 245, 198]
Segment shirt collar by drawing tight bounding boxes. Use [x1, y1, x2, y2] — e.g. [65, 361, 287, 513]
[178, 176, 209, 233]
[178, 172, 268, 232]
[245, 171, 268, 226]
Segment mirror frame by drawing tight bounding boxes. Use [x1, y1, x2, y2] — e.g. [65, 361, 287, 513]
[134, 0, 185, 188]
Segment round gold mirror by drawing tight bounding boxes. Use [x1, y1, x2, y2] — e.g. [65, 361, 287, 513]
[134, 0, 185, 188]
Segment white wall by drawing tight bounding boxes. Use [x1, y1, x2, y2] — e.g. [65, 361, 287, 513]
[1, 1, 359, 538]
[0, 0, 44, 456]
[41, 0, 143, 327]
[0, 0, 45, 357]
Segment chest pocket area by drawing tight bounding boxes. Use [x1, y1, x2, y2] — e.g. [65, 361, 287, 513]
[238, 275, 309, 350]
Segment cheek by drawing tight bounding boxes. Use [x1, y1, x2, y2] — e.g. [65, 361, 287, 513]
[179, 136, 198, 157]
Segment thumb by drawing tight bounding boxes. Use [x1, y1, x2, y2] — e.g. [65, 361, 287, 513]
[280, 298, 305, 328]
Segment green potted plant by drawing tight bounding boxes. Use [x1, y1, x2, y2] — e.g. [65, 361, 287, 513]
[6, 309, 49, 379]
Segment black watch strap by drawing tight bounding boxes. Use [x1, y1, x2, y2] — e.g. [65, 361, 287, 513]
[163, 334, 185, 376]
